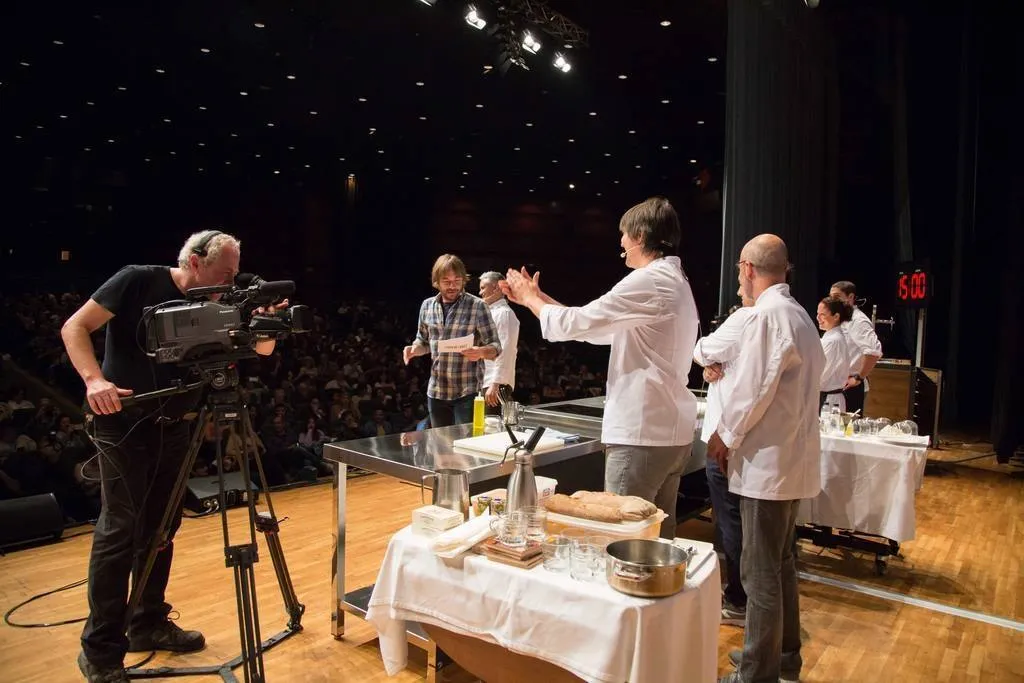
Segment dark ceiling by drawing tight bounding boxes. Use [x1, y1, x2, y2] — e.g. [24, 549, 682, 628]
[3, 0, 727, 206]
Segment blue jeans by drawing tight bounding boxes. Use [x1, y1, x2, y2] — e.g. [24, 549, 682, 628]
[739, 497, 803, 683]
[427, 394, 476, 428]
[706, 457, 746, 608]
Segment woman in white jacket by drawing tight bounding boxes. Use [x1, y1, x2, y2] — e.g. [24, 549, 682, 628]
[816, 297, 856, 412]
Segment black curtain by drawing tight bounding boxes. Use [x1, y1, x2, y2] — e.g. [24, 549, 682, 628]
[719, 0, 839, 313]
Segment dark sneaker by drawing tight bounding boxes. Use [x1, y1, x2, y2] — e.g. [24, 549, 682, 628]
[722, 602, 746, 627]
[77, 651, 129, 683]
[728, 649, 800, 682]
[127, 620, 206, 653]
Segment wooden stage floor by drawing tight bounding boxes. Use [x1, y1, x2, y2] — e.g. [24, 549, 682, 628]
[1, 444, 1021, 682]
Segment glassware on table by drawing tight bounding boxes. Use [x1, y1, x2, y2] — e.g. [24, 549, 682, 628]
[896, 420, 919, 435]
[521, 506, 548, 542]
[852, 419, 867, 437]
[541, 535, 571, 573]
[489, 510, 527, 549]
[560, 528, 588, 548]
[570, 542, 597, 581]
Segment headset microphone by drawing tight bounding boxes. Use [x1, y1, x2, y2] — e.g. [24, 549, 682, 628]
[620, 245, 641, 259]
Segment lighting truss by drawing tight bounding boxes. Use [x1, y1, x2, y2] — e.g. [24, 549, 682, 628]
[510, 0, 588, 48]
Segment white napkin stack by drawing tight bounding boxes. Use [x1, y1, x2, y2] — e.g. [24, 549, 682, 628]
[431, 514, 495, 559]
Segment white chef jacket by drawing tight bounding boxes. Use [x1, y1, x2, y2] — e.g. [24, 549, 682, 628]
[482, 298, 520, 389]
[714, 284, 825, 501]
[693, 307, 756, 444]
[842, 307, 883, 391]
[820, 327, 857, 393]
[540, 256, 699, 447]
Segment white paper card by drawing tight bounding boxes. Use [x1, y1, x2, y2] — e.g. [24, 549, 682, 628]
[437, 334, 474, 353]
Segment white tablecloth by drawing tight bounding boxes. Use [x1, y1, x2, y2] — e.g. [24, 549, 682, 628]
[365, 527, 721, 683]
[797, 435, 930, 542]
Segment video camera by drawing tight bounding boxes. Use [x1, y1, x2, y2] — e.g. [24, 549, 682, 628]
[143, 273, 312, 365]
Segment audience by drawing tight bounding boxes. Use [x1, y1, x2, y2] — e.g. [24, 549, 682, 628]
[0, 290, 609, 524]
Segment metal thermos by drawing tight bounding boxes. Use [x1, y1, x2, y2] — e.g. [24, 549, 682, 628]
[505, 426, 546, 514]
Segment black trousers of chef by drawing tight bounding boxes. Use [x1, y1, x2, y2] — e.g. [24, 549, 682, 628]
[844, 382, 866, 415]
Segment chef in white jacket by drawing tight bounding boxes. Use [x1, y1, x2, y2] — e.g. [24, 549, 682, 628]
[692, 288, 756, 626]
[707, 234, 824, 683]
[829, 280, 883, 415]
[503, 196, 699, 539]
[816, 296, 856, 413]
[478, 271, 520, 410]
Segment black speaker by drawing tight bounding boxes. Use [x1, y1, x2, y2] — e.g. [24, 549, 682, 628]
[184, 472, 259, 514]
[0, 493, 65, 549]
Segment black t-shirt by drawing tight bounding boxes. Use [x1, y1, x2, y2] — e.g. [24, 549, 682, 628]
[92, 265, 200, 417]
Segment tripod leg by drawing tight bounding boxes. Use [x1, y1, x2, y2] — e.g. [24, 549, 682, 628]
[124, 406, 209, 634]
[240, 409, 305, 630]
[219, 406, 265, 683]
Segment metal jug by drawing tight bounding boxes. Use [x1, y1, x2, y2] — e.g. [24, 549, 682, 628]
[421, 468, 470, 520]
[502, 401, 526, 427]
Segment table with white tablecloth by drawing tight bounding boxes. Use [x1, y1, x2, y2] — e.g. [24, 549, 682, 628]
[797, 434, 929, 542]
[365, 527, 721, 683]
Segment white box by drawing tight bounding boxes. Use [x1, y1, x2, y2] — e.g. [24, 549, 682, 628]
[412, 505, 465, 537]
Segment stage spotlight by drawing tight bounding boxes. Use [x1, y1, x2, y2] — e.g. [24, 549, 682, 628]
[522, 31, 541, 54]
[465, 6, 486, 29]
[553, 53, 571, 73]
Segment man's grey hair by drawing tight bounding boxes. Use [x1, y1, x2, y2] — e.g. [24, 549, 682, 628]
[743, 234, 790, 278]
[177, 230, 241, 271]
[479, 271, 504, 286]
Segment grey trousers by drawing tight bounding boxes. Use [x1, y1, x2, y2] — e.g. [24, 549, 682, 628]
[604, 444, 691, 539]
[739, 497, 803, 683]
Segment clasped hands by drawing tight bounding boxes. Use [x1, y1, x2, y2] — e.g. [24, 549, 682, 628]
[500, 267, 542, 306]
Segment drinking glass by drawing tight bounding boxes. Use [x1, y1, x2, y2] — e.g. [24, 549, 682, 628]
[570, 543, 596, 581]
[541, 535, 571, 573]
[522, 506, 548, 542]
[489, 510, 527, 549]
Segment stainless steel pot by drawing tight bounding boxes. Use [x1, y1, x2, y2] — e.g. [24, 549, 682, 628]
[605, 539, 696, 598]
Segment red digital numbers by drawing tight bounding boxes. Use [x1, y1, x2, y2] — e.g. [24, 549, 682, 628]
[897, 267, 929, 307]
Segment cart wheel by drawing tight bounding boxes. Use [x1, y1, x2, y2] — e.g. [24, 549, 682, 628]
[875, 557, 888, 576]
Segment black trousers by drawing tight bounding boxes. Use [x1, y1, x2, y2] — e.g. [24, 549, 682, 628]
[844, 381, 866, 415]
[81, 412, 192, 666]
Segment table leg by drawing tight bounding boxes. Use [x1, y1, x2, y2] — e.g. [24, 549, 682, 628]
[425, 641, 438, 683]
[331, 461, 348, 638]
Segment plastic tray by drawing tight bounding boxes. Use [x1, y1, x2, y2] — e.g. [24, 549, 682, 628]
[545, 509, 667, 541]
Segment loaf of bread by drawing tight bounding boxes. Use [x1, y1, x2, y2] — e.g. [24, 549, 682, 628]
[542, 494, 623, 523]
[570, 491, 658, 521]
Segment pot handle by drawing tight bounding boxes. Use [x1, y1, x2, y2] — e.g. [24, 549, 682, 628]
[421, 474, 436, 505]
[613, 565, 654, 582]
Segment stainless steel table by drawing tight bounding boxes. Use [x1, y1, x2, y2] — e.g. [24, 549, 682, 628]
[322, 423, 604, 680]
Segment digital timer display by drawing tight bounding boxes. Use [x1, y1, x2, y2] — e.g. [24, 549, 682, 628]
[895, 264, 931, 308]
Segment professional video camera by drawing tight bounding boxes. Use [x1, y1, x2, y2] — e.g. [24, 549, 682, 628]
[143, 273, 312, 365]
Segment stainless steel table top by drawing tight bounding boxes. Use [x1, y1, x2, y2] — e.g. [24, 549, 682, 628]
[322, 423, 603, 485]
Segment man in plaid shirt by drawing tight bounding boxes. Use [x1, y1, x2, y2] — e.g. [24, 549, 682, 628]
[403, 254, 502, 427]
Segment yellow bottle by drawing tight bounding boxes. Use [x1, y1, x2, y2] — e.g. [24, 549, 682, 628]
[472, 392, 486, 436]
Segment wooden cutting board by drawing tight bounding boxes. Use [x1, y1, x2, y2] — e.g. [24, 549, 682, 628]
[453, 431, 565, 457]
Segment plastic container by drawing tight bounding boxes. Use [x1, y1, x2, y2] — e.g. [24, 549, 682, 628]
[472, 392, 486, 436]
[544, 509, 667, 542]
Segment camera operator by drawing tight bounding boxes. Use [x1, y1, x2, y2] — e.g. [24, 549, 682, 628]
[60, 230, 281, 683]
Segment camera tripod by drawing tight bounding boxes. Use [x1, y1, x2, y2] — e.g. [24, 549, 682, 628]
[120, 364, 304, 682]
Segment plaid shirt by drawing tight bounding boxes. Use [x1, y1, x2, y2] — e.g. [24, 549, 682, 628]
[415, 292, 501, 400]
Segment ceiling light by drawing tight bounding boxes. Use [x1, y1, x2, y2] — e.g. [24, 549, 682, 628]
[288, 146, 295, 150]
[539, 176, 545, 180]
[198, 105, 207, 110]
[416, 81, 425, 86]
[525, 122, 533, 127]
[462, 171, 468, 175]
[287, 74, 296, 80]
[418, 0, 437, 6]
[339, 157, 346, 161]
[660, 20, 671, 27]
[144, 157, 150, 162]
[378, 149, 384, 154]
[225, 160, 231, 165]
[240, 91, 248, 96]
[197, 142, 205, 147]
[53, 40, 64, 45]
[597, 192, 603, 197]
[19, 61, 30, 67]
[522, 31, 541, 54]
[476, 103, 483, 108]
[465, 7, 486, 30]
[529, 188, 535, 193]
[514, 146, 521, 151]
[697, 120, 705, 125]
[310, 110, 318, 115]
[707, 57, 718, 63]
[589, 111, 596, 116]
[604, 152, 611, 157]
[106, 138, 114, 143]
[568, 138, 575, 143]
[254, 22, 265, 28]
[585, 170, 591, 174]
[553, 53, 571, 73]
[614, 180, 619, 184]
[155, 68, 165, 74]
[348, 173, 355, 178]
[59, 114, 67, 119]
[117, 86, 127, 91]
[618, 74, 627, 80]
[83, 146, 90, 151]
[419, 116, 427, 120]
[662, 145, 669, 150]
[635, 164, 642, 169]
[230, 132, 238, 137]
[498, 180, 503, 184]
[170, 151, 176, 155]
[424, 176, 430, 181]
[198, 167, 204, 172]
[200, 48, 210, 54]
[86, 101, 94, 106]
[569, 183, 575, 190]
[689, 159, 697, 163]
[628, 129, 636, 134]
[255, 153, 261, 158]
[267, 122, 274, 127]
[384, 167, 390, 172]
[661, 99, 670, 104]
[552, 159, 558, 164]
[465, 153, 472, 158]
[358, 97, 367, 102]
[305, 164, 311, 168]
[460, 185, 465, 189]
[274, 170, 280, 175]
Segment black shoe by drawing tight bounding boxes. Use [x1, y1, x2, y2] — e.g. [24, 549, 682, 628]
[728, 649, 801, 682]
[78, 651, 129, 683]
[127, 620, 206, 653]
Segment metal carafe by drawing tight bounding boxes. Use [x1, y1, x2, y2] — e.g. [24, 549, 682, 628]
[421, 468, 470, 520]
[504, 426, 546, 514]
